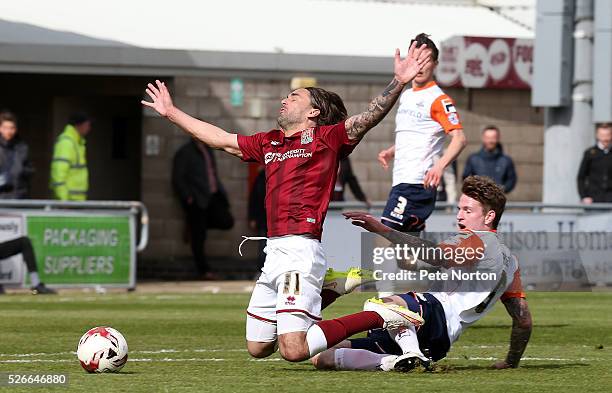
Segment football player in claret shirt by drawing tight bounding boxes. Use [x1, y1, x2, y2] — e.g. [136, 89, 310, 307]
[310, 176, 532, 372]
[142, 41, 432, 363]
[378, 33, 467, 234]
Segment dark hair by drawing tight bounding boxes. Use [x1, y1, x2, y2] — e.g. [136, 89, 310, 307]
[0, 110, 17, 127]
[68, 112, 91, 126]
[596, 123, 611, 132]
[462, 176, 506, 229]
[482, 125, 500, 134]
[411, 33, 439, 62]
[304, 87, 347, 126]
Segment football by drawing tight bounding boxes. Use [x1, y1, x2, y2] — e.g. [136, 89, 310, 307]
[77, 326, 129, 373]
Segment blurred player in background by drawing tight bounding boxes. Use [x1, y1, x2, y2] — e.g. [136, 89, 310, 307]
[311, 176, 532, 372]
[0, 236, 56, 295]
[378, 33, 466, 233]
[331, 157, 371, 208]
[142, 42, 432, 363]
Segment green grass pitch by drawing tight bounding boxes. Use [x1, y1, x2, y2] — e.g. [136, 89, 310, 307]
[1, 291, 611, 392]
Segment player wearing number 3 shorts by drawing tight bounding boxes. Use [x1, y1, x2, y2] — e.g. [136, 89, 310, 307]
[142, 41, 434, 363]
[379, 33, 467, 233]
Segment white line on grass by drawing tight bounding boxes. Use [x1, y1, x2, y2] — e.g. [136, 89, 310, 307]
[0, 356, 602, 364]
[0, 349, 246, 358]
[0, 358, 228, 363]
[0, 346, 517, 358]
[447, 356, 597, 361]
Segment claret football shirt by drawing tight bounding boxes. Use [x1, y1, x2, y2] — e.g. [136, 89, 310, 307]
[238, 122, 357, 240]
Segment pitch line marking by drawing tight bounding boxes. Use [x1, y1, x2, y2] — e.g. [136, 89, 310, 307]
[0, 356, 603, 364]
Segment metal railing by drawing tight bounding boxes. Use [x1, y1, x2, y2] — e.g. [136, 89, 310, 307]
[0, 200, 149, 252]
[329, 201, 612, 212]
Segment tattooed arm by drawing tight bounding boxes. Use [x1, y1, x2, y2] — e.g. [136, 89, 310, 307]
[494, 297, 533, 369]
[345, 43, 431, 141]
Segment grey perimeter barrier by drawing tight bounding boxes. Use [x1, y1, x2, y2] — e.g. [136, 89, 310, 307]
[325, 201, 612, 290]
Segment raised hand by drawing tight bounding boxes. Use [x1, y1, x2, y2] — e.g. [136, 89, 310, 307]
[377, 147, 394, 170]
[141, 80, 175, 118]
[423, 162, 444, 189]
[394, 41, 432, 84]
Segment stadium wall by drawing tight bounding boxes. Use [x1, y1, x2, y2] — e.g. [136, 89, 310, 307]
[139, 76, 543, 277]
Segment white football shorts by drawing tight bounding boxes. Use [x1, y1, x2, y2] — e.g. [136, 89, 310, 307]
[246, 235, 326, 342]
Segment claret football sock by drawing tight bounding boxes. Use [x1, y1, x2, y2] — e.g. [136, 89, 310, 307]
[306, 311, 384, 357]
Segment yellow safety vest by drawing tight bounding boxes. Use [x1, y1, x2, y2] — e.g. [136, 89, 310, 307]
[50, 125, 89, 201]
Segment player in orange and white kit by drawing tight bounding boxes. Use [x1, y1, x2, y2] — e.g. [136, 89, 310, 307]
[379, 33, 466, 233]
[311, 176, 533, 372]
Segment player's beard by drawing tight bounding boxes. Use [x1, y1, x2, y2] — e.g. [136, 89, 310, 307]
[277, 110, 301, 131]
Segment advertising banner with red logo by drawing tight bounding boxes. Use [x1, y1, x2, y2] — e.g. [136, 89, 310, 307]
[436, 36, 533, 89]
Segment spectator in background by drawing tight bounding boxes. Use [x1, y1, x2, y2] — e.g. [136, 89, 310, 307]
[50, 112, 91, 200]
[0, 236, 56, 295]
[463, 125, 517, 193]
[577, 123, 612, 204]
[331, 157, 371, 208]
[0, 111, 34, 199]
[248, 167, 267, 271]
[173, 138, 234, 280]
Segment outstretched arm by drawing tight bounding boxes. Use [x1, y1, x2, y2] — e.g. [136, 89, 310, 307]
[342, 211, 449, 268]
[142, 80, 242, 158]
[345, 43, 431, 141]
[423, 129, 466, 189]
[494, 297, 532, 369]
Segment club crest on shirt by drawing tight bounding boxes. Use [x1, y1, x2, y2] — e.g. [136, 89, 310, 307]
[301, 129, 314, 145]
[447, 113, 459, 125]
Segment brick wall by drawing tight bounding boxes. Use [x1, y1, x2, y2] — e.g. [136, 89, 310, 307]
[139, 76, 543, 274]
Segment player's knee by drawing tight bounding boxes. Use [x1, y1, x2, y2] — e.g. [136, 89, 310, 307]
[246, 341, 276, 359]
[278, 340, 309, 362]
[278, 345, 309, 362]
[278, 332, 309, 362]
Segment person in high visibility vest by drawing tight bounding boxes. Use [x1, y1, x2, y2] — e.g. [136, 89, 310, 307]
[50, 112, 91, 201]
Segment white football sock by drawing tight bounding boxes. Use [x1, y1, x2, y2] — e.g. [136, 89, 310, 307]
[306, 324, 328, 357]
[29, 272, 40, 287]
[388, 326, 427, 360]
[334, 348, 391, 371]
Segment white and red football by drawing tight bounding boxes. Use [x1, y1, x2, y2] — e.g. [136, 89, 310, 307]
[77, 326, 128, 373]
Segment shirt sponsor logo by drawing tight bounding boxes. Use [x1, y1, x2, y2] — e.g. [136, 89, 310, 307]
[264, 149, 313, 164]
[301, 129, 314, 145]
[447, 112, 460, 125]
[442, 98, 457, 113]
[397, 107, 425, 119]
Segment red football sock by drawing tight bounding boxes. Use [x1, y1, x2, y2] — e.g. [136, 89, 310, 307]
[321, 289, 341, 310]
[315, 311, 384, 348]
